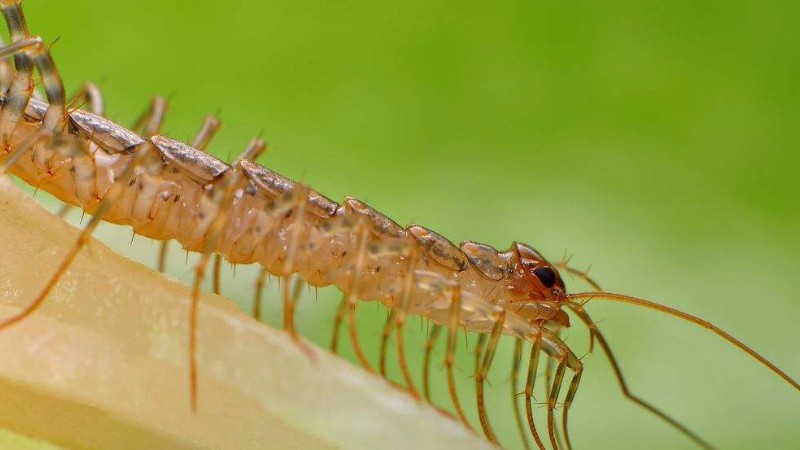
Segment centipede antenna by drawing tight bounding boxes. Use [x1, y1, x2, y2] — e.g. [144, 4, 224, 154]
[525, 332, 546, 450]
[476, 311, 504, 444]
[566, 304, 714, 450]
[566, 291, 800, 392]
[511, 338, 532, 450]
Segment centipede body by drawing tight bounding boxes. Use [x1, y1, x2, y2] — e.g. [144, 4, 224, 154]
[1, 2, 800, 450]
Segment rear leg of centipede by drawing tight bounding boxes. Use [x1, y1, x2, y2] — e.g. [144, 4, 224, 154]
[0, 140, 154, 333]
[0, 1, 67, 137]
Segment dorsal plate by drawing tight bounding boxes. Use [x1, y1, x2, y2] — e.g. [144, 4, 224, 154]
[152, 135, 229, 183]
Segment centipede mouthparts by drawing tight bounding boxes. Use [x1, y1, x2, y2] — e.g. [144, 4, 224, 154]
[0, 1, 798, 449]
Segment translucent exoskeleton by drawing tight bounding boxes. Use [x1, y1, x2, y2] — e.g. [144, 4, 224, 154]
[0, 2, 796, 449]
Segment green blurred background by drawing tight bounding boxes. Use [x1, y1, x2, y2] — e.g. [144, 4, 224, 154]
[13, 0, 800, 449]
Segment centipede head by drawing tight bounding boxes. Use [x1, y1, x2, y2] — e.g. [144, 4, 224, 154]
[508, 242, 570, 327]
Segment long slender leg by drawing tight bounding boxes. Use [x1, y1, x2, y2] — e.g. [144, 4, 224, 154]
[474, 333, 487, 376]
[330, 297, 347, 353]
[444, 285, 473, 431]
[0, 36, 13, 93]
[187, 152, 255, 409]
[512, 338, 533, 450]
[392, 248, 420, 396]
[0, 141, 153, 329]
[379, 308, 395, 377]
[277, 185, 316, 361]
[547, 357, 567, 450]
[423, 324, 442, 402]
[67, 82, 104, 116]
[252, 268, 268, 320]
[544, 327, 566, 450]
[130, 96, 167, 138]
[524, 332, 546, 450]
[561, 362, 583, 450]
[0, 2, 66, 134]
[344, 223, 374, 371]
[157, 116, 222, 273]
[53, 82, 105, 217]
[476, 311, 505, 444]
[212, 254, 222, 295]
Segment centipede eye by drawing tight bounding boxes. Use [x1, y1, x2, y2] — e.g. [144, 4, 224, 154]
[533, 266, 556, 288]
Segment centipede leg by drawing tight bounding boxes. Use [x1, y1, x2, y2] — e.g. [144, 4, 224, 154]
[525, 332, 546, 450]
[544, 328, 567, 450]
[444, 286, 473, 431]
[393, 308, 419, 397]
[561, 362, 583, 450]
[344, 224, 374, 372]
[0, 1, 66, 135]
[67, 82, 104, 116]
[275, 186, 317, 362]
[157, 115, 221, 273]
[476, 311, 504, 444]
[423, 324, 442, 402]
[131, 96, 167, 138]
[212, 254, 222, 295]
[281, 275, 298, 337]
[379, 308, 395, 376]
[330, 297, 347, 353]
[0, 141, 153, 330]
[512, 338, 532, 450]
[474, 333, 487, 376]
[547, 357, 567, 450]
[392, 248, 420, 395]
[252, 268, 268, 320]
[0, 36, 13, 93]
